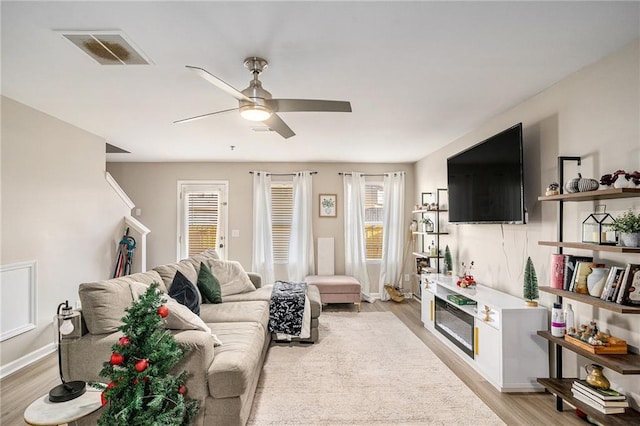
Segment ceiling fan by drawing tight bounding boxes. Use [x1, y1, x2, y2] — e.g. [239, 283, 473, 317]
[175, 57, 352, 139]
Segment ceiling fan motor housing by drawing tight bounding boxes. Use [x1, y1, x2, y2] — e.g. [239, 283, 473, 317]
[240, 72, 273, 119]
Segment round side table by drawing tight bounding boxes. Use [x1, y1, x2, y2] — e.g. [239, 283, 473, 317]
[24, 383, 104, 426]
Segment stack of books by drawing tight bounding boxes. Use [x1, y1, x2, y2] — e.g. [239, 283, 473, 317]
[571, 379, 629, 415]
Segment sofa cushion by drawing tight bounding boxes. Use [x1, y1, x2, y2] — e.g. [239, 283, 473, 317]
[222, 285, 273, 303]
[153, 260, 199, 294]
[186, 249, 220, 271]
[78, 271, 164, 335]
[207, 322, 266, 399]
[129, 281, 222, 346]
[79, 281, 132, 335]
[197, 262, 222, 304]
[168, 271, 201, 315]
[206, 259, 256, 297]
[199, 301, 269, 329]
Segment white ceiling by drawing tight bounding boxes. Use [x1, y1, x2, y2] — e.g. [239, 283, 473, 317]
[2, 1, 639, 163]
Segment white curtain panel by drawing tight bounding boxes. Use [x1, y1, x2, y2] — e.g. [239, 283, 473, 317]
[288, 171, 315, 281]
[251, 171, 275, 285]
[343, 172, 373, 302]
[379, 172, 406, 301]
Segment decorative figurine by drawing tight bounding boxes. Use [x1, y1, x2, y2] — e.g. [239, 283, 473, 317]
[457, 261, 476, 288]
[545, 182, 560, 196]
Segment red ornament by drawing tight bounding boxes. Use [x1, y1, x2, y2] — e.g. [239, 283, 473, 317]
[135, 359, 149, 372]
[118, 336, 131, 346]
[178, 385, 187, 395]
[110, 353, 124, 365]
[157, 305, 169, 318]
[100, 391, 107, 406]
[106, 381, 116, 390]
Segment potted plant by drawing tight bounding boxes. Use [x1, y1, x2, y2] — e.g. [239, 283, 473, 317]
[611, 210, 640, 247]
[418, 217, 433, 233]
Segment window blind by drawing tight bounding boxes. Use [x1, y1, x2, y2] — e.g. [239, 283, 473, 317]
[365, 183, 384, 260]
[271, 184, 293, 262]
[186, 192, 219, 257]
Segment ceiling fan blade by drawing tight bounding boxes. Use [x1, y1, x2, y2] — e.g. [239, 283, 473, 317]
[185, 65, 253, 103]
[174, 108, 238, 124]
[266, 99, 352, 113]
[263, 113, 295, 139]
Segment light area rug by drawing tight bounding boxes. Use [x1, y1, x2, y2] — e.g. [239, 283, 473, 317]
[248, 312, 504, 425]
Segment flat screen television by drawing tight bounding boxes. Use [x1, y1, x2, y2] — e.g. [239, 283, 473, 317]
[447, 123, 525, 224]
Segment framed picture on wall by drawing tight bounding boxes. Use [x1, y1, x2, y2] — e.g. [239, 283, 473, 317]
[319, 194, 337, 217]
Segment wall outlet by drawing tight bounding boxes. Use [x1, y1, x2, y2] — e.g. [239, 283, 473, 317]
[404, 274, 410, 282]
[75, 300, 82, 310]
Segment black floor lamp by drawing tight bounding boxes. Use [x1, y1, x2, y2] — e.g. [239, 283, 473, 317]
[49, 300, 86, 402]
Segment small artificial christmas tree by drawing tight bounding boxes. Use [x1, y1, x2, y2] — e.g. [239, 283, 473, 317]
[443, 245, 453, 275]
[523, 257, 539, 307]
[97, 283, 199, 425]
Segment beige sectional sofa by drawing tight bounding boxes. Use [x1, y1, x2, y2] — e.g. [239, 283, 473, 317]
[62, 249, 321, 425]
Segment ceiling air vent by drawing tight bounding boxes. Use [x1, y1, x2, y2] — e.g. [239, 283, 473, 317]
[59, 31, 151, 65]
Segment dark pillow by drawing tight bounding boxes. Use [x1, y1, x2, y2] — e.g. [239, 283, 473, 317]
[197, 262, 222, 304]
[168, 271, 200, 315]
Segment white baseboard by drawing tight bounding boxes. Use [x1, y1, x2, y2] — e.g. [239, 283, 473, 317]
[0, 342, 56, 379]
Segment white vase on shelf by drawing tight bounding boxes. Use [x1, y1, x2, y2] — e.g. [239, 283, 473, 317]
[587, 267, 609, 297]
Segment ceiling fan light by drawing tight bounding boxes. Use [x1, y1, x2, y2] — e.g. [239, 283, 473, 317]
[240, 105, 272, 121]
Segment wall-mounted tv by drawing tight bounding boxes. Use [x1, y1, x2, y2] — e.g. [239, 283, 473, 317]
[447, 123, 525, 224]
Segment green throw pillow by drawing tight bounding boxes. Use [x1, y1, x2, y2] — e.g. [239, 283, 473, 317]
[197, 262, 222, 304]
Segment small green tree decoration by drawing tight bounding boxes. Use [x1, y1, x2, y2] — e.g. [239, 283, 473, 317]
[523, 257, 539, 307]
[443, 245, 453, 275]
[97, 283, 199, 425]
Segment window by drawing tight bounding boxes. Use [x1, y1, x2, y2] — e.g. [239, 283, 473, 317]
[365, 182, 384, 260]
[271, 183, 293, 263]
[177, 181, 228, 260]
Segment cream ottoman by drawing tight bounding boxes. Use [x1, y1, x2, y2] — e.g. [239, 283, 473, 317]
[305, 275, 361, 312]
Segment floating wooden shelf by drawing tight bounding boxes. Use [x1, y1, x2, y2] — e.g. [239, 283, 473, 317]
[537, 378, 640, 425]
[537, 331, 640, 374]
[412, 252, 442, 259]
[538, 187, 640, 202]
[538, 241, 640, 253]
[538, 287, 640, 314]
[411, 209, 448, 214]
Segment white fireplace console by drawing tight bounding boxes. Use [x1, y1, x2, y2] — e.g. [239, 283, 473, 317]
[420, 273, 548, 392]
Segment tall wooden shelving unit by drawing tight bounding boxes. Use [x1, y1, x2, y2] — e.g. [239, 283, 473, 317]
[536, 171, 640, 424]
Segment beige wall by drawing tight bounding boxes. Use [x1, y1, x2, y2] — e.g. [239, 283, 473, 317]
[1, 97, 131, 369]
[415, 40, 640, 400]
[106, 162, 415, 293]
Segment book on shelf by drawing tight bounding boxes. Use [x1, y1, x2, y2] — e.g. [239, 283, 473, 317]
[571, 388, 629, 408]
[565, 256, 593, 291]
[616, 263, 640, 305]
[550, 254, 565, 289]
[572, 379, 627, 401]
[601, 267, 625, 301]
[572, 391, 627, 414]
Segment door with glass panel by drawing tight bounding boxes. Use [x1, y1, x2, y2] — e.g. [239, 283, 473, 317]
[177, 181, 228, 260]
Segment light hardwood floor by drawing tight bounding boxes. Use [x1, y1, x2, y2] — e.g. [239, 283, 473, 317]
[1, 299, 583, 425]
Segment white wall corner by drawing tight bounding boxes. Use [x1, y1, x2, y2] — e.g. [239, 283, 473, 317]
[105, 171, 135, 209]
